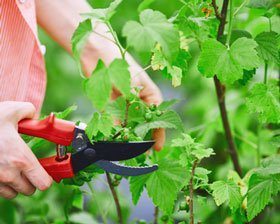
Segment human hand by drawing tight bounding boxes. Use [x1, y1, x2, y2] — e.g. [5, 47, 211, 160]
[0, 101, 53, 199]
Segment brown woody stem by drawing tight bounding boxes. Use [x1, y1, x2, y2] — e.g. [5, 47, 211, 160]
[106, 172, 123, 224]
[212, 0, 222, 20]
[189, 160, 198, 224]
[122, 99, 131, 128]
[153, 206, 159, 224]
[211, 0, 242, 176]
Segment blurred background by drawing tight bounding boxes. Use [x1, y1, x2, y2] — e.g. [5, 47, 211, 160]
[0, 0, 279, 223]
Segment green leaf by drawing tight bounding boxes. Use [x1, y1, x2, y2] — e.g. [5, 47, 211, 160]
[237, 69, 256, 86]
[198, 37, 261, 84]
[137, 0, 156, 12]
[146, 159, 188, 214]
[98, 113, 113, 136]
[127, 100, 146, 124]
[0, 200, 19, 224]
[158, 99, 178, 110]
[123, 9, 180, 61]
[246, 81, 280, 124]
[108, 59, 131, 97]
[129, 174, 151, 205]
[72, 188, 84, 210]
[247, 173, 280, 221]
[172, 134, 214, 166]
[151, 44, 186, 87]
[69, 212, 98, 224]
[194, 167, 211, 188]
[255, 31, 280, 64]
[54, 105, 77, 119]
[167, 65, 182, 87]
[82, 0, 123, 21]
[171, 133, 195, 148]
[129, 158, 187, 214]
[220, 30, 252, 46]
[71, 19, 92, 76]
[151, 44, 168, 70]
[107, 96, 126, 121]
[134, 110, 183, 138]
[85, 60, 112, 110]
[86, 112, 113, 139]
[262, 155, 280, 168]
[247, 0, 278, 9]
[191, 147, 214, 161]
[86, 113, 100, 138]
[211, 180, 242, 212]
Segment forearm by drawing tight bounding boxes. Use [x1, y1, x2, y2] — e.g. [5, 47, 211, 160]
[35, 0, 89, 55]
[35, 0, 148, 82]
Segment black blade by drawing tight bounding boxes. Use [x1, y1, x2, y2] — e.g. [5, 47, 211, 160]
[95, 160, 158, 176]
[92, 141, 155, 161]
[71, 129, 155, 173]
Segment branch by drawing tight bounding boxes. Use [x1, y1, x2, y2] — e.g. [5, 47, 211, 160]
[189, 160, 198, 224]
[106, 172, 123, 224]
[122, 99, 131, 128]
[212, 0, 243, 176]
[211, 0, 222, 20]
[153, 206, 159, 224]
[213, 77, 242, 175]
[217, 0, 230, 39]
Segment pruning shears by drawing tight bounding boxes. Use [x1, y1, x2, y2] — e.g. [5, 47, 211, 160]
[18, 113, 158, 182]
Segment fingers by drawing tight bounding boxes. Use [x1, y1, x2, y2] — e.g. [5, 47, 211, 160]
[152, 128, 165, 151]
[0, 142, 52, 199]
[20, 144, 53, 191]
[9, 174, 36, 196]
[0, 184, 17, 199]
[7, 138, 53, 193]
[140, 87, 163, 106]
[23, 164, 53, 191]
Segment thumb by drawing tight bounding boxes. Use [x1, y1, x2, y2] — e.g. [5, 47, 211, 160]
[5, 101, 36, 124]
[14, 102, 36, 121]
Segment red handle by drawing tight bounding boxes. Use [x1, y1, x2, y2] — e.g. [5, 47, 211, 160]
[18, 113, 76, 146]
[39, 153, 75, 182]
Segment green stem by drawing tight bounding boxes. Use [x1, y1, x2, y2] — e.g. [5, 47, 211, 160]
[264, 62, 268, 84]
[189, 160, 198, 224]
[234, 133, 257, 149]
[106, 172, 123, 224]
[233, 0, 248, 16]
[226, 0, 233, 46]
[256, 125, 261, 166]
[105, 21, 126, 59]
[92, 30, 117, 45]
[87, 182, 107, 224]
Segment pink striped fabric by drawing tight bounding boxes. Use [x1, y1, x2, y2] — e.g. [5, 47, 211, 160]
[0, 0, 46, 112]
